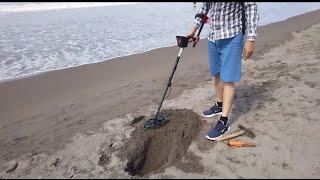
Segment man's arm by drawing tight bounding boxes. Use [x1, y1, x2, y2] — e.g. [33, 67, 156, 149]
[243, 2, 259, 60]
[188, 2, 211, 37]
[193, 2, 211, 29]
[244, 2, 259, 41]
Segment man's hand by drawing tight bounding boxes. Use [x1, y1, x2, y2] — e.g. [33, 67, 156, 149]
[187, 26, 199, 43]
[187, 34, 199, 43]
[243, 40, 255, 60]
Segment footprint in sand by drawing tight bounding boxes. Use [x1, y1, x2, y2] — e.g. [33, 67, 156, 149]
[289, 73, 302, 81]
[282, 161, 290, 170]
[63, 115, 71, 121]
[303, 81, 317, 88]
[78, 119, 86, 125]
[13, 136, 28, 142]
[312, 165, 320, 176]
[285, 112, 298, 118]
[98, 152, 111, 167]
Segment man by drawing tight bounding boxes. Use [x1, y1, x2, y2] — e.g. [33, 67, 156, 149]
[187, 2, 259, 140]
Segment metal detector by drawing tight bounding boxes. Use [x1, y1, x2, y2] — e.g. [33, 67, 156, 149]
[144, 13, 208, 129]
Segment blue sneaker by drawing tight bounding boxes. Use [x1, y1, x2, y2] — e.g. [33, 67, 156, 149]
[202, 102, 223, 118]
[205, 119, 231, 141]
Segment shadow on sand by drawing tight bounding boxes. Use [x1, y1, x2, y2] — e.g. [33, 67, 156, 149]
[230, 79, 279, 125]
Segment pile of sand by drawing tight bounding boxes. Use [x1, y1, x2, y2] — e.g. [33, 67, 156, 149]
[119, 109, 205, 176]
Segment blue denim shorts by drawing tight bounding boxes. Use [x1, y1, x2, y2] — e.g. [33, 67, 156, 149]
[208, 33, 244, 83]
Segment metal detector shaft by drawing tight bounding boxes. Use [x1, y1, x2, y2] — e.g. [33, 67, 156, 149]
[154, 48, 184, 120]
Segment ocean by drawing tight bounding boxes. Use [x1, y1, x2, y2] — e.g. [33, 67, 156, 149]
[1, 2, 320, 82]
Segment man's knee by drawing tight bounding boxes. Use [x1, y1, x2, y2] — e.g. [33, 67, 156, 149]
[221, 81, 235, 87]
[214, 74, 220, 81]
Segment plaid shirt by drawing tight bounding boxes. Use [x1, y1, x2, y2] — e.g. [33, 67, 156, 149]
[194, 2, 259, 41]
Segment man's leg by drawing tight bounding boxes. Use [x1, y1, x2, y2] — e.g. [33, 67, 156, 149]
[206, 33, 244, 141]
[205, 81, 234, 141]
[214, 74, 223, 103]
[202, 74, 223, 117]
[221, 82, 235, 117]
[202, 41, 223, 118]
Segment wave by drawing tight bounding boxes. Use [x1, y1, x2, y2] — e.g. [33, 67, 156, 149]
[0, 2, 139, 13]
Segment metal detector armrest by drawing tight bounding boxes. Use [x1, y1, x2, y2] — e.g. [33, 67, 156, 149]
[176, 36, 189, 48]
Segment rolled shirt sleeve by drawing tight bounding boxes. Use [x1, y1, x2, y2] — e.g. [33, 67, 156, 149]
[244, 2, 259, 41]
[193, 2, 211, 29]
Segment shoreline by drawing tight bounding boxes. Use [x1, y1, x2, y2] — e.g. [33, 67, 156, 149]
[0, 40, 194, 84]
[1, 9, 320, 83]
[0, 2, 140, 14]
[1, 9, 320, 162]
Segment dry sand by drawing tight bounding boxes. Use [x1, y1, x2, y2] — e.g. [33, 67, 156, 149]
[1, 10, 320, 178]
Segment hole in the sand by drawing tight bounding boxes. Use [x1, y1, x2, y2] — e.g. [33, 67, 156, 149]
[50, 158, 60, 167]
[120, 109, 205, 176]
[98, 152, 110, 167]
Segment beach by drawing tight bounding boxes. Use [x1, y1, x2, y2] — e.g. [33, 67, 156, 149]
[1, 9, 320, 178]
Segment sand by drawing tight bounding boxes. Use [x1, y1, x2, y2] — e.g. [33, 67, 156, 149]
[120, 109, 205, 177]
[1, 10, 320, 178]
